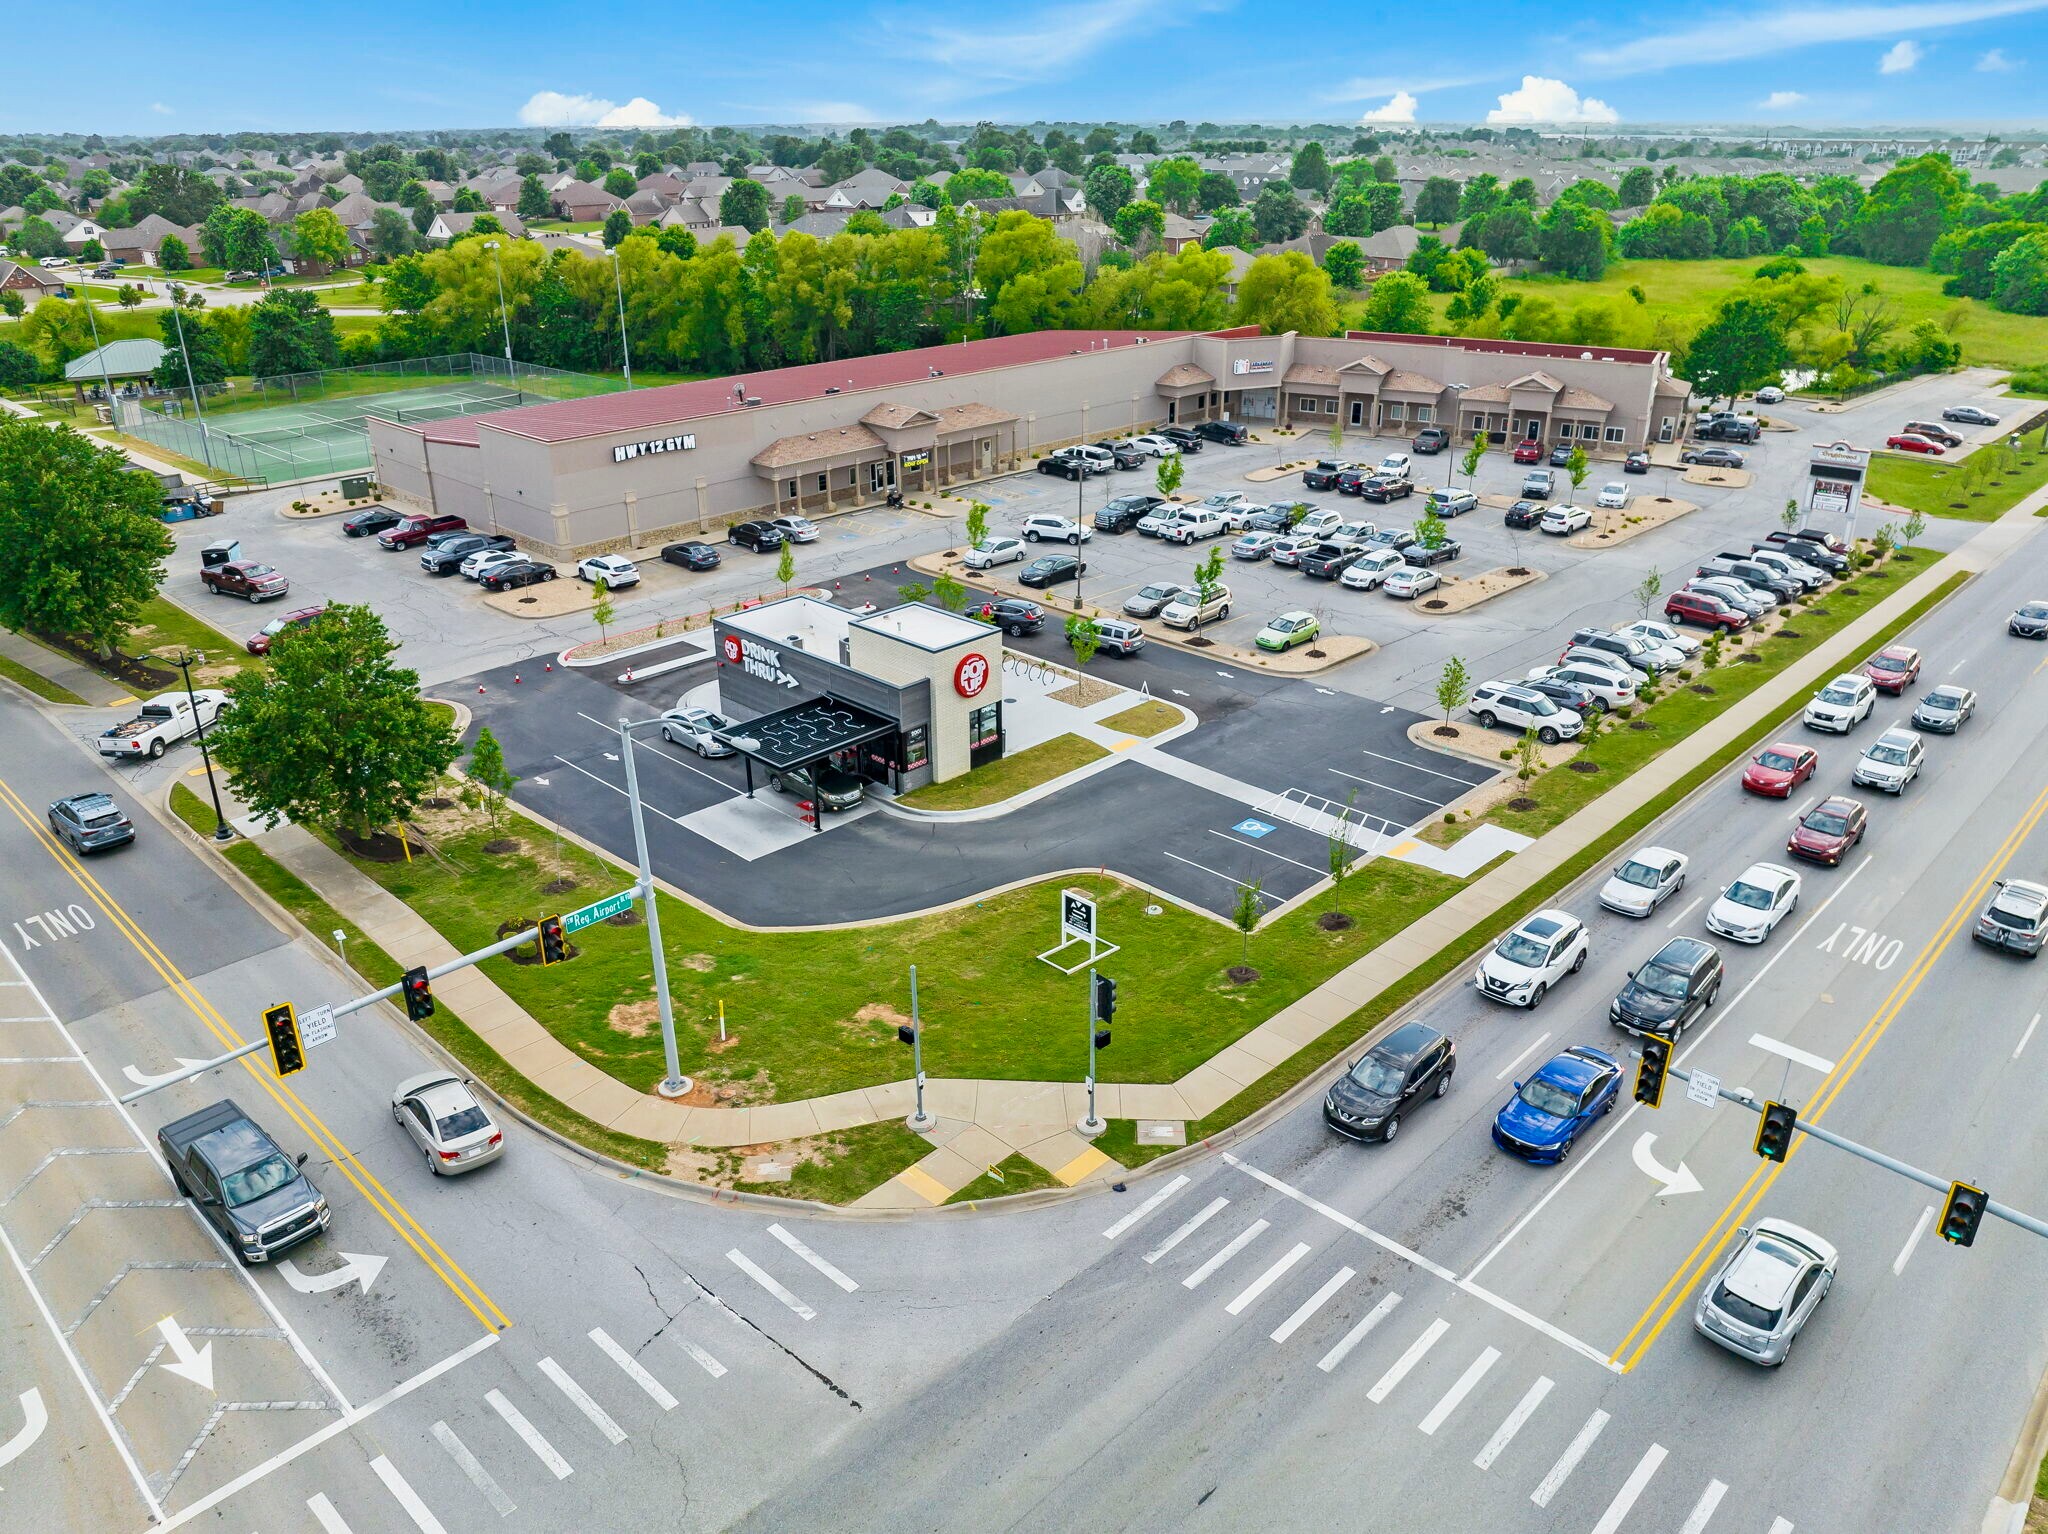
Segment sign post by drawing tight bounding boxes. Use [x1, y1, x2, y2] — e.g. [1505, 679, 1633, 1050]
[1038, 888, 1119, 974]
[1805, 440, 1869, 544]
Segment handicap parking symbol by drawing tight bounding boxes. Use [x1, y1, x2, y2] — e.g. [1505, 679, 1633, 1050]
[1232, 818, 1276, 839]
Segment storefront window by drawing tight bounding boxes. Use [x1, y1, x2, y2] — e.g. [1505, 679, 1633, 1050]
[902, 725, 928, 771]
[968, 704, 1000, 749]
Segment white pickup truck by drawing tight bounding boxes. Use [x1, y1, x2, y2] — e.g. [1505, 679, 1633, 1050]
[97, 690, 229, 760]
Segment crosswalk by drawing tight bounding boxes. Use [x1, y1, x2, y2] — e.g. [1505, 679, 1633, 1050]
[1102, 1179, 1803, 1533]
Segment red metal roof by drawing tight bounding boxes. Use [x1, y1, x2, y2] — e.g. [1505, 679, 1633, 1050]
[464, 331, 1191, 445]
[1343, 331, 1664, 366]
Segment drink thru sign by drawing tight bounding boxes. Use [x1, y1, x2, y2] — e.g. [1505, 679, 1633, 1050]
[723, 633, 799, 689]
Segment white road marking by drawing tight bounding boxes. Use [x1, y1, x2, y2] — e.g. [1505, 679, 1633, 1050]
[370, 1454, 452, 1534]
[537, 1358, 626, 1445]
[1456, 1280, 1620, 1373]
[1318, 1292, 1402, 1373]
[1356, 747, 1489, 786]
[2016, 1013, 2042, 1060]
[1224, 1155, 1457, 1281]
[1948, 658, 1965, 674]
[1530, 1409, 1609, 1507]
[1496, 1031, 1553, 1082]
[1367, 1316, 1448, 1403]
[307, 1493, 353, 1534]
[590, 1328, 677, 1410]
[726, 1249, 818, 1321]
[1419, 1346, 1499, 1435]
[1589, 1442, 1667, 1534]
[487, 1388, 572, 1479]
[1767, 1519, 1794, 1534]
[432, 1420, 516, 1518]
[1102, 1174, 1190, 1240]
[1271, 1267, 1354, 1343]
[673, 1338, 728, 1379]
[579, 712, 735, 791]
[1145, 1197, 1227, 1263]
[1326, 766, 1442, 805]
[1183, 1219, 1270, 1289]
[1894, 1205, 1937, 1275]
[1473, 1376, 1553, 1470]
[1679, 1478, 1730, 1534]
[1161, 851, 1278, 899]
[1749, 1032, 1836, 1075]
[1464, 858, 1869, 1287]
[1225, 1242, 1311, 1315]
[1666, 894, 1704, 929]
[767, 1225, 859, 1292]
[1205, 828, 1324, 875]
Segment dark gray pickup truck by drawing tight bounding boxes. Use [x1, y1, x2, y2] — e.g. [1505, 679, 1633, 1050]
[157, 1099, 328, 1264]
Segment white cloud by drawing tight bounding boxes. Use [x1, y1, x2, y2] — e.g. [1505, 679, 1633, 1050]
[1580, 0, 2048, 76]
[1760, 90, 1807, 107]
[149, 102, 174, 115]
[1360, 91, 1419, 123]
[1977, 45, 2019, 67]
[1879, 38, 1923, 69]
[516, 90, 692, 128]
[1486, 76, 1620, 124]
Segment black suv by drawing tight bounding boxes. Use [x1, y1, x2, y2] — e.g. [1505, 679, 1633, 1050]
[342, 506, 403, 538]
[728, 521, 788, 553]
[1197, 420, 1248, 445]
[1159, 426, 1204, 452]
[420, 533, 516, 575]
[1504, 499, 1544, 529]
[1097, 495, 1164, 534]
[1302, 460, 1357, 490]
[48, 792, 135, 854]
[1323, 1021, 1455, 1142]
[1610, 936, 1724, 1038]
[981, 597, 1044, 636]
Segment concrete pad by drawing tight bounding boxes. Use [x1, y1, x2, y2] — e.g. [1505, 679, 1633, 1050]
[607, 1097, 695, 1143]
[1202, 1044, 1268, 1090]
[910, 1144, 988, 1193]
[746, 1100, 823, 1142]
[1136, 1120, 1187, 1146]
[943, 1124, 1015, 1173]
[892, 1162, 956, 1205]
[807, 1089, 880, 1135]
[677, 794, 815, 861]
[1013, 1129, 1089, 1175]
[1172, 1062, 1244, 1119]
[920, 1077, 981, 1122]
[850, 1177, 940, 1210]
[860, 1080, 917, 1120]
[687, 1109, 757, 1147]
[974, 1079, 1068, 1134]
[1053, 1145, 1113, 1186]
[1116, 1084, 1195, 1121]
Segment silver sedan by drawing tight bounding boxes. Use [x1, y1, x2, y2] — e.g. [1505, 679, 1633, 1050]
[393, 1073, 506, 1175]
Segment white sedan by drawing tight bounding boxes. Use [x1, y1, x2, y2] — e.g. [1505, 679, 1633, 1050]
[658, 706, 736, 757]
[1475, 908, 1590, 1008]
[1619, 618, 1702, 658]
[1599, 845, 1690, 916]
[578, 554, 641, 588]
[769, 515, 819, 543]
[1596, 482, 1631, 510]
[964, 537, 1026, 570]
[1706, 861, 1802, 943]
[1383, 566, 1440, 599]
[1340, 549, 1408, 591]
[1540, 504, 1592, 535]
[392, 1072, 505, 1175]
[1126, 434, 1180, 457]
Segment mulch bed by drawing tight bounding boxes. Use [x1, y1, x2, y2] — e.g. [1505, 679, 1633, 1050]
[34, 631, 177, 689]
[1508, 796, 1539, 812]
[541, 876, 579, 895]
[482, 837, 520, 855]
[1317, 911, 1355, 931]
[1225, 965, 1260, 985]
[336, 828, 421, 862]
[1628, 720, 1656, 731]
[1568, 760, 1600, 773]
[1688, 684, 1716, 696]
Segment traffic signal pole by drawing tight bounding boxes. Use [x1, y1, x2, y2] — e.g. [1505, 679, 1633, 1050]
[618, 715, 691, 1099]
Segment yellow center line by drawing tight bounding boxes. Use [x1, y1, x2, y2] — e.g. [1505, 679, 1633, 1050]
[0, 779, 509, 1333]
[1609, 779, 2048, 1370]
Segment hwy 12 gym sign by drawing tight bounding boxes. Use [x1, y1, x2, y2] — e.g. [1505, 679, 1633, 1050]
[612, 433, 697, 464]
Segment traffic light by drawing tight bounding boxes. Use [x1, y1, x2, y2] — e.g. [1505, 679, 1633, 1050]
[1754, 1100, 1797, 1162]
[263, 1002, 304, 1077]
[897, 1023, 917, 1046]
[538, 915, 567, 965]
[1633, 1035, 1670, 1107]
[1940, 1181, 1989, 1247]
[1094, 1026, 1112, 1050]
[402, 966, 434, 1022]
[1091, 972, 1118, 1024]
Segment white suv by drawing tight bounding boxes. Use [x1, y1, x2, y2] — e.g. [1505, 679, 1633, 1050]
[1852, 727, 1924, 793]
[1021, 515, 1090, 545]
[1467, 682, 1584, 744]
[1804, 674, 1876, 733]
[1474, 908, 1589, 1007]
[1159, 585, 1231, 629]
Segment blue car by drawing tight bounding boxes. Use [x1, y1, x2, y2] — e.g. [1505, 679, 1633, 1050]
[1491, 1045, 1622, 1163]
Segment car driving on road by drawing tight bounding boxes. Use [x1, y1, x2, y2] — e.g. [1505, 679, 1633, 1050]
[1863, 645, 1921, 694]
[659, 707, 737, 757]
[1706, 862, 1803, 944]
[1609, 936, 1724, 1038]
[1912, 685, 1976, 732]
[47, 792, 136, 854]
[1491, 1046, 1620, 1163]
[1788, 796, 1868, 866]
[981, 598, 1045, 636]
[1695, 1218, 1837, 1366]
[1474, 908, 1589, 1008]
[2011, 601, 2048, 639]
[1743, 742, 1817, 798]
[1853, 728, 1924, 794]
[1976, 880, 2048, 957]
[392, 1072, 505, 1175]
[1323, 1022, 1454, 1144]
[1803, 674, 1876, 733]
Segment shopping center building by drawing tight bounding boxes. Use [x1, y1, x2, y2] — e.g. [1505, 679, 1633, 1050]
[368, 326, 1693, 558]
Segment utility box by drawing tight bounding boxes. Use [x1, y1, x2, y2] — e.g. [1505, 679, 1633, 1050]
[340, 475, 374, 500]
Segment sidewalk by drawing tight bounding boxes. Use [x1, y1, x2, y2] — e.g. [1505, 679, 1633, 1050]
[222, 517, 2011, 1210]
[0, 627, 135, 707]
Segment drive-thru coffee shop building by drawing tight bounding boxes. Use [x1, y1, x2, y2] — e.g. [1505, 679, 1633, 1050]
[368, 326, 1693, 559]
[709, 595, 1003, 807]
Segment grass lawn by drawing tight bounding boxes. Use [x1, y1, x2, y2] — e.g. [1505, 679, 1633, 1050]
[946, 1153, 1061, 1203]
[2, 306, 161, 347]
[311, 283, 385, 310]
[720, 1122, 936, 1203]
[527, 219, 605, 234]
[897, 733, 1107, 810]
[99, 430, 231, 482]
[168, 786, 668, 1170]
[1099, 700, 1181, 738]
[1867, 438, 2048, 522]
[127, 596, 263, 679]
[0, 650, 86, 705]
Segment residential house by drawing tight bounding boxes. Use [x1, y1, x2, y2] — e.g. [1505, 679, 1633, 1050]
[103, 214, 200, 267]
[549, 180, 619, 222]
[635, 171, 687, 202]
[0, 259, 69, 302]
[1160, 212, 1208, 255]
[622, 189, 673, 226]
[655, 199, 725, 232]
[814, 167, 909, 210]
[1347, 222, 1466, 276]
[428, 211, 526, 243]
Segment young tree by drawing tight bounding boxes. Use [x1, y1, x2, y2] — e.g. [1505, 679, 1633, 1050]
[1190, 545, 1225, 635]
[1415, 507, 1449, 551]
[116, 283, 143, 310]
[932, 570, 969, 612]
[1325, 787, 1361, 918]
[1461, 431, 1487, 487]
[1065, 614, 1101, 672]
[1434, 655, 1470, 727]
[1781, 497, 1801, 534]
[1631, 567, 1663, 618]
[1322, 240, 1364, 290]
[464, 725, 518, 830]
[1515, 727, 1542, 783]
[1154, 450, 1184, 501]
[1230, 877, 1264, 969]
[776, 540, 797, 593]
[1902, 508, 1927, 547]
[207, 604, 461, 839]
[591, 577, 615, 642]
[1327, 416, 1345, 453]
[1565, 445, 1590, 505]
[964, 500, 991, 549]
[0, 419, 171, 658]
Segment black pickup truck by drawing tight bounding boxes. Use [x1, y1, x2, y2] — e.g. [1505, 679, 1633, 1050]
[158, 1099, 328, 1264]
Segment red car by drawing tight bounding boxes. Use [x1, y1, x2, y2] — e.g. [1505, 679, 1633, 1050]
[377, 513, 467, 549]
[1664, 590, 1749, 631]
[1513, 439, 1545, 464]
[1743, 742, 1817, 797]
[201, 560, 289, 602]
[1788, 796, 1869, 866]
[246, 605, 326, 655]
[1863, 644, 1922, 694]
[1886, 433, 1944, 455]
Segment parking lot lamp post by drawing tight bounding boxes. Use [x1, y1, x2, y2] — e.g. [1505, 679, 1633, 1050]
[619, 716, 692, 1098]
[1074, 465, 1086, 610]
[81, 296, 118, 412]
[172, 650, 233, 841]
[483, 241, 513, 364]
[608, 247, 633, 390]
[168, 303, 210, 441]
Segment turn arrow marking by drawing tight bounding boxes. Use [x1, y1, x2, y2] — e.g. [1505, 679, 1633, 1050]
[154, 1317, 215, 1392]
[278, 1251, 388, 1298]
[121, 1057, 208, 1089]
[0, 1388, 47, 1485]
[1631, 1132, 1703, 1198]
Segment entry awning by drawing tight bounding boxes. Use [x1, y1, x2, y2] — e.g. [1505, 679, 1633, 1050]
[716, 695, 898, 771]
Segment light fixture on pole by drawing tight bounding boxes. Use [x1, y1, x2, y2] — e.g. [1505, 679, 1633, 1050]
[482, 240, 513, 364]
[79, 294, 117, 411]
[618, 716, 691, 1098]
[608, 246, 633, 390]
[168, 302, 211, 441]
[172, 650, 233, 841]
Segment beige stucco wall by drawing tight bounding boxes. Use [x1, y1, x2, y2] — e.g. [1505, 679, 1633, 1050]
[847, 625, 1001, 784]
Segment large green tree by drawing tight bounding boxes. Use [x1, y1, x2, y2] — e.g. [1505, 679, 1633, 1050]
[517, 174, 550, 219]
[1685, 296, 1791, 402]
[152, 306, 228, 389]
[1852, 154, 1965, 266]
[207, 604, 461, 838]
[1357, 270, 1433, 335]
[1250, 183, 1308, 244]
[720, 177, 770, 232]
[1232, 251, 1338, 335]
[1412, 176, 1460, 227]
[1990, 230, 2048, 315]
[247, 289, 341, 377]
[1537, 202, 1609, 280]
[1083, 163, 1136, 222]
[1323, 241, 1364, 289]
[0, 418, 171, 658]
[1146, 157, 1203, 212]
[1289, 143, 1332, 195]
[221, 207, 277, 272]
[287, 206, 352, 270]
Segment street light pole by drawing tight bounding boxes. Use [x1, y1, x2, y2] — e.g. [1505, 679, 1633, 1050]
[483, 240, 513, 365]
[608, 248, 633, 391]
[619, 715, 691, 1098]
[168, 302, 210, 440]
[1079, 966, 1105, 1136]
[172, 650, 233, 841]
[905, 964, 934, 1132]
[1073, 463, 1086, 611]
[80, 295, 117, 412]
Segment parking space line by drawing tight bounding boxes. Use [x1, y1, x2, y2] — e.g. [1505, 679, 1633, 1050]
[487, 1388, 573, 1479]
[537, 1357, 627, 1445]
[1183, 1219, 1269, 1289]
[1530, 1409, 1609, 1507]
[1495, 1031, 1552, 1082]
[432, 1420, 517, 1518]
[1145, 1197, 1227, 1263]
[307, 1493, 354, 1534]
[370, 1454, 453, 1534]
[1356, 748, 1491, 786]
[1271, 1267, 1354, 1343]
[1225, 1241, 1310, 1315]
[1473, 1376, 1553, 1470]
[1318, 1292, 1402, 1374]
[1102, 1174, 1190, 1240]
[1204, 829, 1322, 875]
[1326, 767, 1444, 806]
[1418, 1345, 1499, 1434]
[1161, 852, 1277, 902]
[726, 1249, 817, 1321]
[1679, 1478, 1729, 1534]
[767, 1224, 859, 1292]
[590, 1328, 677, 1410]
[1366, 1316, 1448, 1403]
[1589, 1443, 1667, 1534]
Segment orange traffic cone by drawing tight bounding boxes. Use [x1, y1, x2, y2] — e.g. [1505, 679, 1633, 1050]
[477, 684, 486, 694]
[513, 674, 522, 684]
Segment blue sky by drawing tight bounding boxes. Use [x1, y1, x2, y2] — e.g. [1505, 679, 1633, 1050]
[6, 0, 2045, 133]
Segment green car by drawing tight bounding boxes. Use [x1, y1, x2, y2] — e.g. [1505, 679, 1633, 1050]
[1256, 610, 1321, 652]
